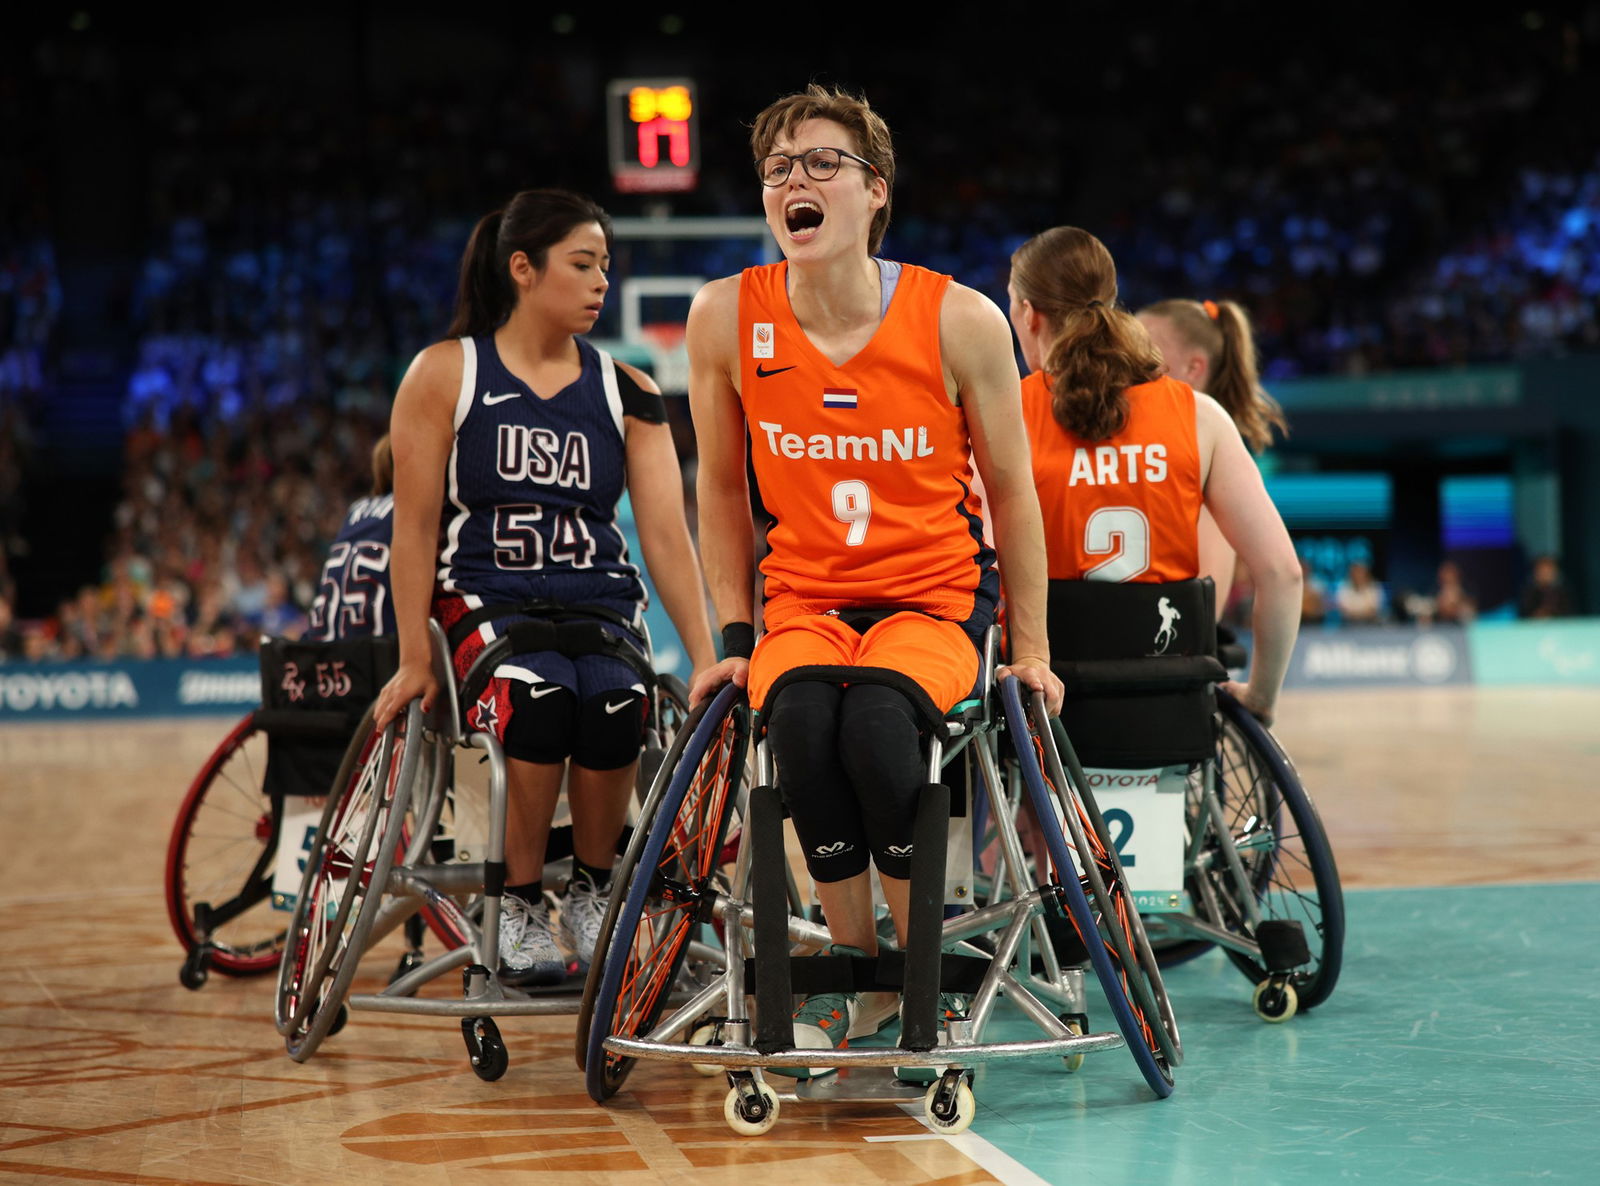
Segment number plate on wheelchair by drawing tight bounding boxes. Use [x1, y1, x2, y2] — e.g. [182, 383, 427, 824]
[1083, 766, 1189, 912]
[271, 806, 323, 912]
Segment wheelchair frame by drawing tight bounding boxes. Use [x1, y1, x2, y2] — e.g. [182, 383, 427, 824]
[579, 666, 1181, 1136]
[272, 615, 688, 1079]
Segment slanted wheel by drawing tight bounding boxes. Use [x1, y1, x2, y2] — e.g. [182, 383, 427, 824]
[1002, 677, 1179, 1099]
[1188, 691, 1345, 1011]
[463, 1017, 509, 1081]
[1253, 978, 1299, 1023]
[723, 1078, 779, 1136]
[579, 683, 750, 1101]
[1061, 1015, 1087, 1073]
[924, 1075, 976, 1134]
[275, 702, 426, 1060]
[164, 712, 287, 978]
[637, 674, 692, 798]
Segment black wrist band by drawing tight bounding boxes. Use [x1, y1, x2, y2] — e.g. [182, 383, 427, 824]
[720, 622, 755, 660]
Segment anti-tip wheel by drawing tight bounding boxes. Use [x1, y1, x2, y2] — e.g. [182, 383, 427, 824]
[1253, 978, 1299, 1023]
[924, 1077, 976, 1134]
[723, 1080, 779, 1136]
[463, 1017, 509, 1081]
[688, 1022, 725, 1077]
[1061, 1016, 1086, 1073]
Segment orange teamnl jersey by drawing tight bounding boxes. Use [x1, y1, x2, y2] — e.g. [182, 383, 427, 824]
[737, 261, 998, 628]
[1022, 370, 1203, 582]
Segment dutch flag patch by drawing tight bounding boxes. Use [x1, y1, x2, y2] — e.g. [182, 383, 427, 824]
[822, 388, 858, 409]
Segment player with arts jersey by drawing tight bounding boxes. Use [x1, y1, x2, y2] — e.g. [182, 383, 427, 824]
[305, 434, 397, 642]
[374, 189, 715, 987]
[687, 85, 1062, 1075]
[1006, 225, 1302, 724]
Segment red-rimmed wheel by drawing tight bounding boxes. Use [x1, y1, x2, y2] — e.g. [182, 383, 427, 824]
[165, 712, 286, 981]
[274, 702, 423, 1060]
[579, 683, 750, 1099]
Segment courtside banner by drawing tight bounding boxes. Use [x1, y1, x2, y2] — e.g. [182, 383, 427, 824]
[0, 658, 260, 720]
[1468, 619, 1600, 686]
[1283, 625, 1473, 689]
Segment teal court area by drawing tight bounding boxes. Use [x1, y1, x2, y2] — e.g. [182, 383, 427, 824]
[922, 882, 1600, 1185]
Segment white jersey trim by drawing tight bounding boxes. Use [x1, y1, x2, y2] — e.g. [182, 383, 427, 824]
[438, 337, 479, 590]
[597, 348, 626, 453]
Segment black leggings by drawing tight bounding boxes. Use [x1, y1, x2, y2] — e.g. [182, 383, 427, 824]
[764, 680, 926, 882]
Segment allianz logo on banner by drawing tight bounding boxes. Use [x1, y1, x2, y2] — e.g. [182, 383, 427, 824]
[1290, 627, 1470, 687]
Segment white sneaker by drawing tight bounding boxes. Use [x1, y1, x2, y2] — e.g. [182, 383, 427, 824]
[498, 893, 567, 986]
[559, 877, 610, 971]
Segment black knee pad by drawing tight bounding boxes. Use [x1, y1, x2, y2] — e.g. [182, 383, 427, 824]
[767, 682, 870, 882]
[502, 683, 577, 764]
[838, 684, 925, 880]
[571, 689, 647, 771]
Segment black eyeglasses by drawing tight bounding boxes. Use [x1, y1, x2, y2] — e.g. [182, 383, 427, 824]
[756, 147, 881, 187]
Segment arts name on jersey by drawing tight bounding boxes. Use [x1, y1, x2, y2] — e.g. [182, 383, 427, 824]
[1066, 443, 1169, 487]
[756, 420, 938, 463]
[495, 424, 593, 489]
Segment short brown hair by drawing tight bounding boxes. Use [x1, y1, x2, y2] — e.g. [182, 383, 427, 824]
[1010, 227, 1164, 442]
[750, 85, 895, 255]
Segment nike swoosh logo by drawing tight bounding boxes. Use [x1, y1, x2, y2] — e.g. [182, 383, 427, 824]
[755, 364, 796, 378]
[528, 685, 563, 699]
[604, 698, 635, 714]
[483, 391, 521, 405]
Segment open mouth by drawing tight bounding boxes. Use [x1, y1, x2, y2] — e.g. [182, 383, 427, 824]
[785, 201, 824, 240]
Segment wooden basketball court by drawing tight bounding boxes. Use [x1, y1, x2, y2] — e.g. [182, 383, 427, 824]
[2, 685, 1596, 1184]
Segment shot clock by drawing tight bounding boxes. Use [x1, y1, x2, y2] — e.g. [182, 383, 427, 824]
[608, 77, 699, 193]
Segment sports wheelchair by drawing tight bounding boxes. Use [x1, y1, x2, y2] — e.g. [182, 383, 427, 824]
[271, 604, 687, 1079]
[165, 635, 399, 989]
[1047, 578, 1344, 1022]
[577, 634, 1181, 1136]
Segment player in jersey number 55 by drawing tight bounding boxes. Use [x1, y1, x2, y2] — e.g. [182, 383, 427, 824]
[685, 86, 1063, 1075]
[374, 190, 716, 987]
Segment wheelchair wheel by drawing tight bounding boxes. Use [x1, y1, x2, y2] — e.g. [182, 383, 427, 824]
[164, 712, 286, 978]
[1194, 691, 1345, 1010]
[579, 683, 750, 1101]
[275, 701, 425, 1059]
[1001, 677, 1179, 1099]
[637, 673, 692, 800]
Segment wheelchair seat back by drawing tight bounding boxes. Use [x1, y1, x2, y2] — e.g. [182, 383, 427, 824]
[257, 635, 399, 798]
[1047, 578, 1227, 768]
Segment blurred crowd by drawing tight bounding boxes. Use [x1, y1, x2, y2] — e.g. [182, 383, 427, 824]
[2, 7, 1596, 661]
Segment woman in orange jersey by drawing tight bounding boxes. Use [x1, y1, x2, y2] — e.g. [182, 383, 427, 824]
[686, 85, 1063, 1072]
[1008, 227, 1301, 723]
[1136, 297, 1288, 621]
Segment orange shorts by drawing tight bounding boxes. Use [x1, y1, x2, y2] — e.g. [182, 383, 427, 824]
[747, 611, 981, 714]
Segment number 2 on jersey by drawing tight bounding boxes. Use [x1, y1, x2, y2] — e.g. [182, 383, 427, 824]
[1084, 506, 1151, 582]
[832, 480, 872, 547]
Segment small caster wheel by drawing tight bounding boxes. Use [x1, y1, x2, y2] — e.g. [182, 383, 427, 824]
[327, 1003, 350, 1038]
[179, 949, 210, 991]
[463, 1017, 509, 1081]
[389, 950, 424, 993]
[723, 1079, 779, 1136]
[924, 1073, 975, 1134]
[688, 1022, 725, 1076]
[1253, 978, 1298, 1024]
[1060, 1015, 1086, 1073]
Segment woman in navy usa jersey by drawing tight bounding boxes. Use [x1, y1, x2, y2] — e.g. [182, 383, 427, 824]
[373, 190, 716, 985]
[306, 434, 396, 641]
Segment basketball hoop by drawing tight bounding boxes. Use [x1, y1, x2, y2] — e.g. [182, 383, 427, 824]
[640, 322, 690, 395]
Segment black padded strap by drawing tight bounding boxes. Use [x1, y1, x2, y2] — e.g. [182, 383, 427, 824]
[763, 665, 946, 735]
[1052, 654, 1229, 693]
[445, 600, 636, 653]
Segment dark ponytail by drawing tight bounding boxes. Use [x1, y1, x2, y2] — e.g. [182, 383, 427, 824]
[1010, 227, 1163, 442]
[445, 189, 614, 339]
